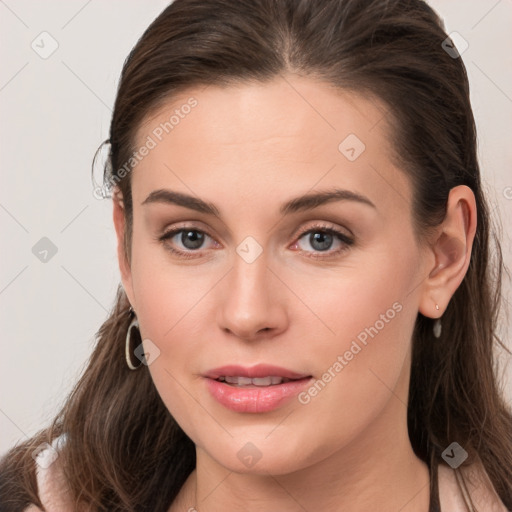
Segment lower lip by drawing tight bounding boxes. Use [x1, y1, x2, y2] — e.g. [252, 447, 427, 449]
[205, 377, 313, 413]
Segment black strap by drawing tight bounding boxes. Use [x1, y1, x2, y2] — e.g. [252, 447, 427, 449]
[428, 456, 442, 512]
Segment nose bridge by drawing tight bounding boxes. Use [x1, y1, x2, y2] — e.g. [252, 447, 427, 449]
[229, 242, 272, 312]
[218, 237, 286, 339]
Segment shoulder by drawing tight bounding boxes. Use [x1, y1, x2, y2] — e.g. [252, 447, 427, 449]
[438, 458, 509, 512]
[23, 434, 75, 512]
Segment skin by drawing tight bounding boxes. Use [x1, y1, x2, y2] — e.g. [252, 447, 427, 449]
[113, 74, 477, 512]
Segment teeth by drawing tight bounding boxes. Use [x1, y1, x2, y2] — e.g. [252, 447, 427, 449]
[218, 376, 291, 386]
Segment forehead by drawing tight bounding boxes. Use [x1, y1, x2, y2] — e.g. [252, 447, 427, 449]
[136, 76, 391, 152]
[131, 75, 411, 218]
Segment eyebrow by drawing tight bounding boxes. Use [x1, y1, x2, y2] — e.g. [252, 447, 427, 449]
[141, 187, 376, 216]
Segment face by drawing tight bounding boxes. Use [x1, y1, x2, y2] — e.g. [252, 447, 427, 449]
[118, 75, 430, 475]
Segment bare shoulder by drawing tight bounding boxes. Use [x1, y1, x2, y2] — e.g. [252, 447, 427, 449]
[438, 459, 508, 512]
[29, 440, 76, 512]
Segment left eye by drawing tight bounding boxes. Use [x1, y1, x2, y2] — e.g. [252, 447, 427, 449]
[294, 227, 353, 254]
[158, 224, 354, 259]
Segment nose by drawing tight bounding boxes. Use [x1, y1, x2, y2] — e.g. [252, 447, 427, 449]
[217, 250, 288, 342]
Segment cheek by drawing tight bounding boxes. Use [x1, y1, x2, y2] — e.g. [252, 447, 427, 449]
[129, 254, 216, 444]
[129, 229, 207, 336]
[291, 243, 419, 437]
[294, 239, 418, 361]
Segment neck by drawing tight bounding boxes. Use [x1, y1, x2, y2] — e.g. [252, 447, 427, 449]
[171, 394, 431, 512]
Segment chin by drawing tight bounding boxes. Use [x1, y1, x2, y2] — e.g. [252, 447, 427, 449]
[198, 433, 328, 476]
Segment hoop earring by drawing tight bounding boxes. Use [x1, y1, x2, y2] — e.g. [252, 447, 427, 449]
[125, 313, 143, 370]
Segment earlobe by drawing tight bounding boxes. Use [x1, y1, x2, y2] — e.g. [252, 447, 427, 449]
[418, 185, 477, 318]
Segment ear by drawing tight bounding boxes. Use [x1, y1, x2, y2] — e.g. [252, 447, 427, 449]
[418, 185, 477, 318]
[113, 189, 136, 309]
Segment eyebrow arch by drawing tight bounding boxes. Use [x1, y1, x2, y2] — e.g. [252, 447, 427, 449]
[141, 187, 376, 216]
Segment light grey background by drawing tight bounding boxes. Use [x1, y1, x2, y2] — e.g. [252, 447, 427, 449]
[1, 0, 511, 456]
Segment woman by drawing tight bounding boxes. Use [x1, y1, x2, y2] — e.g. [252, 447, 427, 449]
[1, 0, 511, 510]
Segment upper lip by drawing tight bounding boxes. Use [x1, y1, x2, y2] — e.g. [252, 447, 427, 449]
[203, 364, 310, 380]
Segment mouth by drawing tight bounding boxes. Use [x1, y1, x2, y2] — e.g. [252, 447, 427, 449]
[203, 364, 313, 413]
[214, 375, 306, 387]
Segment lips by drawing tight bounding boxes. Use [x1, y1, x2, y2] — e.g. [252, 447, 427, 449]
[203, 364, 310, 381]
[203, 364, 313, 413]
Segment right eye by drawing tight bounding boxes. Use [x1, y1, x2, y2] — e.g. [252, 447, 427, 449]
[159, 227, 218, 259]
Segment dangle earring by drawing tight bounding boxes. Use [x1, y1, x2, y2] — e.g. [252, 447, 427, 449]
[125, 307, 143, 370]
[433, 304, 442, 339]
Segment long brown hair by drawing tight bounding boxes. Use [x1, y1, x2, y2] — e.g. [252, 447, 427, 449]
[1, 0, 511, 510]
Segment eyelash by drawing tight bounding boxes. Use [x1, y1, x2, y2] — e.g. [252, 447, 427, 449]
[157, 222, 354, 260]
